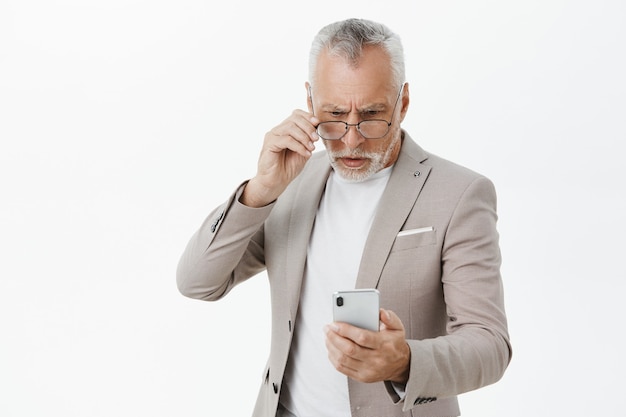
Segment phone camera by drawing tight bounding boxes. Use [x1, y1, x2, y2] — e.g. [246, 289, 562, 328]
[336, 296, 344, 307]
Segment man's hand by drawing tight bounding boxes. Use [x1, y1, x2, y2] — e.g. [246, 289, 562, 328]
[324, 308, 411, 384]
[241, 110, 319, 208]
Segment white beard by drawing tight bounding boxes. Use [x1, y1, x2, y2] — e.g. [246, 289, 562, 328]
[327, 135, 400, 182]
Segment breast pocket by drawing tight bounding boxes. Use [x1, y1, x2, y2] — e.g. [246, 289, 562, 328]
[391, 227, 437, 252]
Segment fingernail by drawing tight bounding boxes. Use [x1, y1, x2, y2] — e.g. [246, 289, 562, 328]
[324, 324, 338, 334]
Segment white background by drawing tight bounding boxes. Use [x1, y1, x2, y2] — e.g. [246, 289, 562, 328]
[1, 1, 625, 416]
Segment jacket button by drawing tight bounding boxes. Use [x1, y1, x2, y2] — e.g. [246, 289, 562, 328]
[414, 397, 433, 405]
[273, 383, 278, 394]
[210, 211, 224, 232]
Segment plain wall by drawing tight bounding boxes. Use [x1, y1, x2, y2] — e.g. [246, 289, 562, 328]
[1, 1, 624, 415]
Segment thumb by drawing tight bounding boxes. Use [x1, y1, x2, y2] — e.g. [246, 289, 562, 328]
[379, 309, 404, 331]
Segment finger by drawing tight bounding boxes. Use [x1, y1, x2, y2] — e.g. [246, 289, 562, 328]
[325, 336, 381, 383]
[379, 309, 404, 332]
[324, 327, 365, 376]
[288, 109, 320, 137]
[270, 111, 319, 147]
[265, 133, 313, 159]
[329, 322, 378, 350]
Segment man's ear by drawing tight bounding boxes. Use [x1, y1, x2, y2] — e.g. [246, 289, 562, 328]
[305, 81, 313, 113]
[399, 82, 410, 122]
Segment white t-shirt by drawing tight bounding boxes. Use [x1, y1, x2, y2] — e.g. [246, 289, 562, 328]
[280, 166, 393, 417]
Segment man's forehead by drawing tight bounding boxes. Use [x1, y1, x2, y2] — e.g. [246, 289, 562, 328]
[314, 50, 393, 85]
[317, 100, 389, 112]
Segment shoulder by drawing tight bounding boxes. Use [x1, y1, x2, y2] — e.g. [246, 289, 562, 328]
[401, 133, 491, 184]
[425, 152, 487, 183]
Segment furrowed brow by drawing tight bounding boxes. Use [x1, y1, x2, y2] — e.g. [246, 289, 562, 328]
[319, 103, 387, 113]
[320, 104, 349, 112]
[358, 103, 387, 113]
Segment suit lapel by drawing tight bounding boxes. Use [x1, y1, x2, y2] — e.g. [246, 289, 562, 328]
[285, 154, 331, 312]
[356, 134, 431, 289]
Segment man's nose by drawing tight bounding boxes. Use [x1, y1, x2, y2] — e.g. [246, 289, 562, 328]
[341, 123, 366, 149]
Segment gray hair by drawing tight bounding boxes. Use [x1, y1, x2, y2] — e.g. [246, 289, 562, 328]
[308, 18, 405, 89]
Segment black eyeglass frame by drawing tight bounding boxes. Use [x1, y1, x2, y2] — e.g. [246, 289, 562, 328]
[309, 84, 405, 140]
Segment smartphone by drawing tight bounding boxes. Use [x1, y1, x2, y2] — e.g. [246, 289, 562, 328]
[332, 289, 380, 332]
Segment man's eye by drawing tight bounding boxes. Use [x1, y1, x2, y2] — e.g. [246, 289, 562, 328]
[360, 110, 380, 119]
[330, 111, 344, 117]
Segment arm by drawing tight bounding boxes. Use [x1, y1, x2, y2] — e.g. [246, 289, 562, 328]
[176, 109, 319, 300]
[400, 175, 511, 407]
[176, 183, 273, 301]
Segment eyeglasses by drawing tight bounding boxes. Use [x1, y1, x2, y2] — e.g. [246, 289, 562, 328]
[311, 85, 404, 141]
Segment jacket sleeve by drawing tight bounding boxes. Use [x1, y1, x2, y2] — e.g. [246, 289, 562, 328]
[176, 182, 274, 301]
[396, 176, 512, 411]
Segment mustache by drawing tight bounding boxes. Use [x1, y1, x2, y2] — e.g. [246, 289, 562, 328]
[328, 149, 377, 159]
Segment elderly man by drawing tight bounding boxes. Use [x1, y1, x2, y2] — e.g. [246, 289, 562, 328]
[177, 18, 511, 417]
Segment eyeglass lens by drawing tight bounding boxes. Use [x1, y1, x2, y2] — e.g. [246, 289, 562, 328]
[317, 120, 390, 140]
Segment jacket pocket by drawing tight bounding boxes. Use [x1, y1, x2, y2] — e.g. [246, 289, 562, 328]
[391, 227, 436, 252]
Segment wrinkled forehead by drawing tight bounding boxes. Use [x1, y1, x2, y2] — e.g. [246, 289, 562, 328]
[311, 46, 397, 96]
[311, 47, 395, 84]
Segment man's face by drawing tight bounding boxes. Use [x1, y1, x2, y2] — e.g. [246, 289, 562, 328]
[307, 46, 409, 182]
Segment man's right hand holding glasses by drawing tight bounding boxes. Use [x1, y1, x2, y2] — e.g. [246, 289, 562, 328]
[240, 109, 319, 208]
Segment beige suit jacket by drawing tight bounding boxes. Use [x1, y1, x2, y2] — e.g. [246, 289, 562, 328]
[177, 132, 511, 417]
